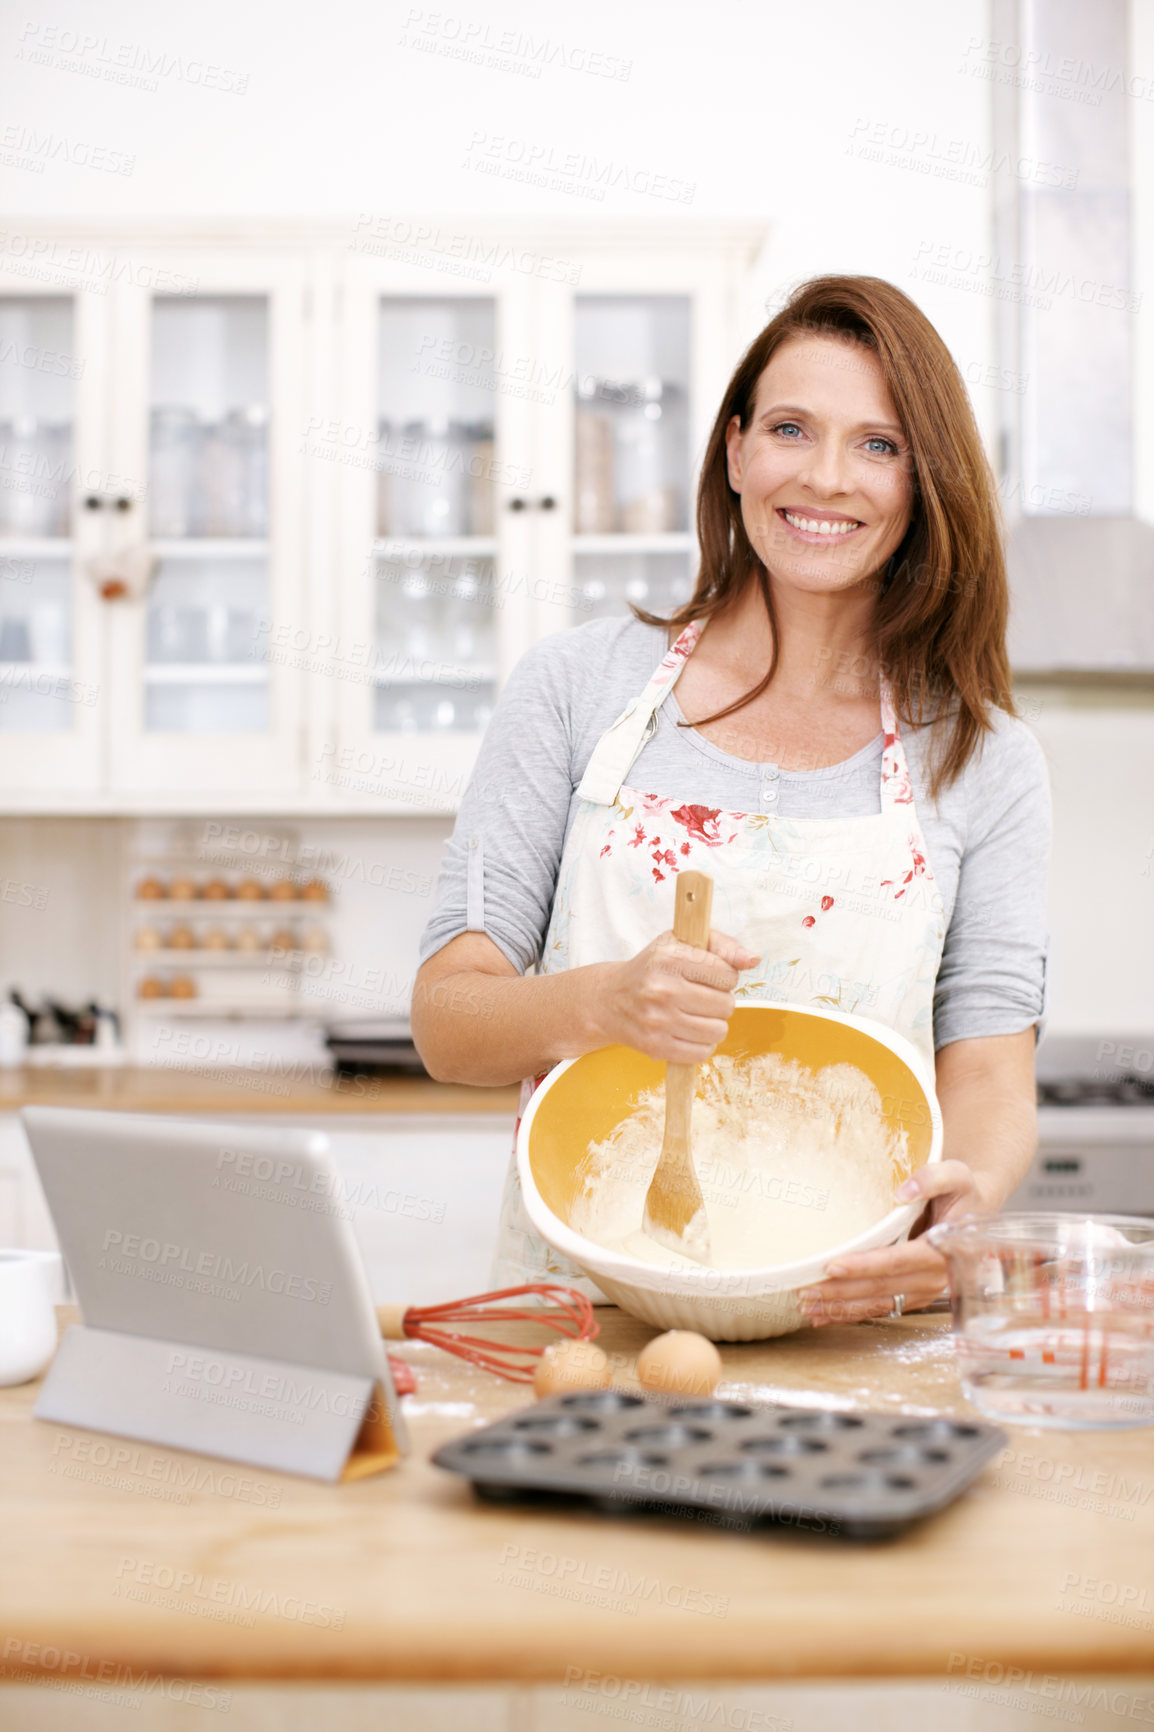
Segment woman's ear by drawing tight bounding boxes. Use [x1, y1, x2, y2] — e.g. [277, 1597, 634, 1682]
[724, 415, 744, 492]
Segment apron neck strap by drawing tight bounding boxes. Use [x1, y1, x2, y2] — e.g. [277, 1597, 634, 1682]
[576, 620, 705, 806]
[879, 681, 915, 808]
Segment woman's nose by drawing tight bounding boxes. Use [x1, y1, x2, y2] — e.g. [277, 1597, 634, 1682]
[795, 437, 851, 498]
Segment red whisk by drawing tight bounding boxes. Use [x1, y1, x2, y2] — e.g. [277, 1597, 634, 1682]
[378, 1283, 599, 1384]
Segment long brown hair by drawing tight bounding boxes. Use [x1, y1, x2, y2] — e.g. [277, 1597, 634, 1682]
[638, 275, 1013, 794]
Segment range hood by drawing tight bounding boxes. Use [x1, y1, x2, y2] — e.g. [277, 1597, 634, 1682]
[992, 0, 1154, 672]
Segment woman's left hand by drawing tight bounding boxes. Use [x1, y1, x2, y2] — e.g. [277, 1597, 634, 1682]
[796, 1160, 994, 1326]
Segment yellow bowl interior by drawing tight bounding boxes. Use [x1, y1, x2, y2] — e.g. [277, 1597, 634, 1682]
[527, 1006, 936, 1229]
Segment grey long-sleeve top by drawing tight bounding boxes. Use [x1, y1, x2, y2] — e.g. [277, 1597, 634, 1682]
[419, 616, 1051, 1050]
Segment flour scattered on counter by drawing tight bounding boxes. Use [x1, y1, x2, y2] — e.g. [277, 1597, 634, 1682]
[401, 1401, 479, 1418]
[715, 1381, 858, 1412]
[570, 1054, 911, 1269]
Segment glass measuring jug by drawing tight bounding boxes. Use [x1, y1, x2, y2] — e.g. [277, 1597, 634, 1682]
[928, 1213, 1154, 1429]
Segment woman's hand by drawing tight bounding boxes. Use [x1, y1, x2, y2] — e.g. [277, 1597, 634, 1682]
[598, 928, 760, 1065]
[797, 1159, 997, 1325]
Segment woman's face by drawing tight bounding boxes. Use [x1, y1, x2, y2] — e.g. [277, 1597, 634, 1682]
[725, 334, 915, 597]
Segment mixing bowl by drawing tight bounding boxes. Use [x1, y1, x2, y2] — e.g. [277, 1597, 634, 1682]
[929, 1212, 1154, 1428]
[517, 1003, 942, 1341]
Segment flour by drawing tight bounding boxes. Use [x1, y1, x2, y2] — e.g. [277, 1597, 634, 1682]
[569, 1054, 912, 1271]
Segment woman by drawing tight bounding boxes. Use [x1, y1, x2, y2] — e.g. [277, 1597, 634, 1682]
[412, 275, 1049, 1324]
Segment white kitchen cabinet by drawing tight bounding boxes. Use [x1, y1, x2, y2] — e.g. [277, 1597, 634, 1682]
[105, 250, 310, 797]
[326, 234, 748, 813]
[0, 277, 109, 795]
[0, 224, 766, 815]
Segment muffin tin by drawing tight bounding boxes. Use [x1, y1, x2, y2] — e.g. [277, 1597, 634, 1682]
[433, 1392, 1005, 1540]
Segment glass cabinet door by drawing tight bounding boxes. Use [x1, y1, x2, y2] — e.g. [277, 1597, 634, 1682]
[0, 295, 77, 731]
[571, 294, 694, 624]
[372, 296, 498, 737]
[108, 253, 306, 796]
[144, 294, 270, 733]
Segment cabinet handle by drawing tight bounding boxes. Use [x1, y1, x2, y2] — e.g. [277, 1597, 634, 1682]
[84, 496, 103, 511]
[507, 497, 528, 512]
[84, 495, 136, 512]
[538, 496, 557, 511]
[115, 497, 133, 512]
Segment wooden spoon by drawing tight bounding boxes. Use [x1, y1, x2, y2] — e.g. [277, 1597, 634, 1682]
[642, 870, 714, 1263]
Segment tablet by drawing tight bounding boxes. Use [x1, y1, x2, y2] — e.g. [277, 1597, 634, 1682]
[22, 1106, 408, 1477]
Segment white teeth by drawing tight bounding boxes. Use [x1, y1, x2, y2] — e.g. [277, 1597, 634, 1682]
[783, 511, 859, 536]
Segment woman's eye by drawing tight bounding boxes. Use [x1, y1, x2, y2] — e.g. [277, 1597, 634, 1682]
[770, 421, 803, 439]
[864, 436, 898, 455]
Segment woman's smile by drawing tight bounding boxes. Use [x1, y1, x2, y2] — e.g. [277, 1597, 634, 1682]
[776, 507, 864, 542]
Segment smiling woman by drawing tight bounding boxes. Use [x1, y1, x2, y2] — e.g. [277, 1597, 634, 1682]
[412, 275, 1049, 1328]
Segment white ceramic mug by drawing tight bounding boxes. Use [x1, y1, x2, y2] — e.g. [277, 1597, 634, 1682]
[0, 1249, 62, 1386]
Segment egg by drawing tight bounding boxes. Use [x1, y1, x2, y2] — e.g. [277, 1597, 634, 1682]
[532, 1338, 611, 1398]
[635, 1331, 723, 1399]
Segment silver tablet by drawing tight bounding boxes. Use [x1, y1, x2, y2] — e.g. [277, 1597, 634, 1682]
[22, 1106, 408, 1476]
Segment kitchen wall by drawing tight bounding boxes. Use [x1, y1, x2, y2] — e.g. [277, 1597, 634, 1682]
[3, 0, 1152, 1042]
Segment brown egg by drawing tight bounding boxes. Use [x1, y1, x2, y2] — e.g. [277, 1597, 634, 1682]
[301, 878, 330, 902]
[234, 926, 263, 952]
[269, 879, 298, 901]
[202, 928, 231, 950]
[169, 975, 197, 999]
[269, 927, 298, 954]
[236, 878, 266, 901]
[134, 926, 162, 950]
[168, 924, 196, 950]
[635, 1331, 723, 1400]
[137, 975, 163, 998]
[135, 876, 166, 900]
[201, 878, 231, 901]
[169, 877, 198, 902]
[301, 924, 328, 953]
[532, 1339, 611, 1398]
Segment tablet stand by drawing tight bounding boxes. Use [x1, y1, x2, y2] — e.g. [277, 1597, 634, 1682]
[37, 1324, 402, 1483]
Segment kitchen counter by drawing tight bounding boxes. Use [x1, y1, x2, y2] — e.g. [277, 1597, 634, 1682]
[2, 1306, 1153, 1698]
[0, 1065, 519, 1116]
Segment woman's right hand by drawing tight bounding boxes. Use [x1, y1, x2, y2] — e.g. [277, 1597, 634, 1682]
[596, 928, 761, 1064]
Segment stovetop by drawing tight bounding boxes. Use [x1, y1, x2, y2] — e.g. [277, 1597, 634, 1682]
[1037, 1076, 1154, 1107]
[1034, 1033, 1154, 1107]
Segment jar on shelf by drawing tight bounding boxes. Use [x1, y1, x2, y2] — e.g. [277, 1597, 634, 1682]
[466, 421, 495, 535]
[46, 420, 73, 535]
[390, 418, 469, 539]
[239, 404, 269, 537]
[149, 406, 198, 539]
[574, 382, 615, 534]
[617, 378, 678, 534]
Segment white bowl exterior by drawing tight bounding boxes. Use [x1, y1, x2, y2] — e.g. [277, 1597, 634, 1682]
[517, 1002, 942, 1342]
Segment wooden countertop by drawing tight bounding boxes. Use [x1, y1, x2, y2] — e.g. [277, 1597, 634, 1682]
[0, 1065, 519, 1116]
[2, 1307, 1153, 1685]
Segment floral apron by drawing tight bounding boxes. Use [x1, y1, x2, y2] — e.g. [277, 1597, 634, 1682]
[490, 618, 947, 1294]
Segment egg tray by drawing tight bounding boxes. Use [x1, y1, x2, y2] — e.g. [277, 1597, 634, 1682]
[432, 1391, 1005, 1540]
